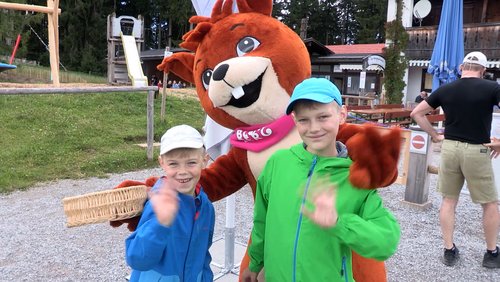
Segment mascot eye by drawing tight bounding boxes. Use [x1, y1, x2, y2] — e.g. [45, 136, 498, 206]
[201, 69, 213, 90]
[236, 37, 261, 57]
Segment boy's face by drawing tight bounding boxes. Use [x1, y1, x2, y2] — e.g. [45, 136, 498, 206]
[292, 101, 347, 157]
[158, 148, 208, 196]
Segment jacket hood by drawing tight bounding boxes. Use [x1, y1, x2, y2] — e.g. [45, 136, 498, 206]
[289, 142, 351, 171]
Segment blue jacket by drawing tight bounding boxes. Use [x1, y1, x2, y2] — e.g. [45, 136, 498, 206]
[126, 177, 215, 282]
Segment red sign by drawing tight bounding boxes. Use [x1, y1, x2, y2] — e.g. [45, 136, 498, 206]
[412, 135, 425, 149]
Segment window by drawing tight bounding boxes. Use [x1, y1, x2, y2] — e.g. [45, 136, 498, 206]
[319, 65, 331, 72]
[422, 70, 433, 92]
[346, 73, 378, 95]
[346, 75, 360, 95]
[311, 65, 331, 73]
[311, 74, 331, 80]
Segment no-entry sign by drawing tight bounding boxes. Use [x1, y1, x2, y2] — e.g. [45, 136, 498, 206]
[412, 135, 425, 149]
[410, 131, 429, 154]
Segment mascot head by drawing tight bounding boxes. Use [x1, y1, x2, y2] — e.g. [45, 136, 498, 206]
[158, 0, 311, 129]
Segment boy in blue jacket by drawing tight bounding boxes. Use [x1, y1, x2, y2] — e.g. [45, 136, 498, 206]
[126, 124, 215, 282]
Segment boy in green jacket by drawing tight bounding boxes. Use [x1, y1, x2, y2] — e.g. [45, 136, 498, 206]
[242, 78, 400, 281]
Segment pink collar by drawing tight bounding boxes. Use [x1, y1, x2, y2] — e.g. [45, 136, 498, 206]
[230, 115, 295, 152]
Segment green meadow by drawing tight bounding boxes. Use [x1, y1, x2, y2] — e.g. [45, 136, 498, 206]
[0, 89, 205, 193]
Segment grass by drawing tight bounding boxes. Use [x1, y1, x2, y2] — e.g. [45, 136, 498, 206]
[0, 90, 205, 193]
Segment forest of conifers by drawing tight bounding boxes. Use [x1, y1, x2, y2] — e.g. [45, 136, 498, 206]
[0, 0, 388, 75]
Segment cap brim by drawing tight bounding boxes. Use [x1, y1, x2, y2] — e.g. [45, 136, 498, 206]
[286, 96, 336, 115]
[160, 141, 204, 155]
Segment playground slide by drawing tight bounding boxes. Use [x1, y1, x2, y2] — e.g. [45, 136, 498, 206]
[120, 33, 148, 87]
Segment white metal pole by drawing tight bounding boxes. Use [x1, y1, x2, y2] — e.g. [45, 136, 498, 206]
[224, 194, 236, 271]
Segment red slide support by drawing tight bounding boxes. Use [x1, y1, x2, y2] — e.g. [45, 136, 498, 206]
[9, 34, 21, 65]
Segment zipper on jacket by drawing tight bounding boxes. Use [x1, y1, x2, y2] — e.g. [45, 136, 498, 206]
[292, 156, 317, 282]
[182, 197, 199, 282]
[341, 256, 348, 282]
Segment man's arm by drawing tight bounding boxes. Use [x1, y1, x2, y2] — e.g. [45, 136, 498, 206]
[410, 101, 443, 142]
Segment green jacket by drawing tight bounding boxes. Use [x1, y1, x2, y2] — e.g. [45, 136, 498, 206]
[248, 143, 400, 281]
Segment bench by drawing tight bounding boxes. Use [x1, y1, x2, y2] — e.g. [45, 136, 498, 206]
[341, 95, 375, 106]
[426, 114, 446, 127]
[384, 111, 412, 127]
[347, 105, 381, 123]
[374, 104, 404, 109]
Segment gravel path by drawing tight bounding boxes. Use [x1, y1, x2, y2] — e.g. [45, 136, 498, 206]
[1, 152, 500, 281]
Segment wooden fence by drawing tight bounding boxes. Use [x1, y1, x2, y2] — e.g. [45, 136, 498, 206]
[0, 86, 157, 160]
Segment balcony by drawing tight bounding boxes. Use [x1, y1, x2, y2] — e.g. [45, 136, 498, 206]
[405, 23, 500, 60]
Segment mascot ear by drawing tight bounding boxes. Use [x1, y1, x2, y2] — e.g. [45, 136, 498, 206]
[237, 0, 272, 16]
[157, 53, 195, 84]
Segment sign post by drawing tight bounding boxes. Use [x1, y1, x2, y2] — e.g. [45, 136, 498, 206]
[359, 71, 366, 93]
[403, 128, 433, 209]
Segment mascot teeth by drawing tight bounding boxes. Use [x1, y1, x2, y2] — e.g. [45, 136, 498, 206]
[232, 86, 245, 99]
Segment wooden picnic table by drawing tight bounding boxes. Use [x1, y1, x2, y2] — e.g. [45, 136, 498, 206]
[349, 108, 412, 125]
[342, 95, 375, 106]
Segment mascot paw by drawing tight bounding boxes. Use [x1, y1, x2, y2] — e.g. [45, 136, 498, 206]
[341, 124, 401, 189]
[109, 176, 159, 231]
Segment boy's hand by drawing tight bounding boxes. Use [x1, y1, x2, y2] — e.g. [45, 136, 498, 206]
[149, 178, 179, 227]
[241, 268, 258, 282]
[302, 178, 338, 228]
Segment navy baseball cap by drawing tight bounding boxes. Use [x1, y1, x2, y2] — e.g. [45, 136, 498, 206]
[286, 78, 342, 115]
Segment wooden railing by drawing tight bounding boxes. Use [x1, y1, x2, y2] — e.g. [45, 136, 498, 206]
[0, 86, 158, 160]
[405, 23, 500, 59]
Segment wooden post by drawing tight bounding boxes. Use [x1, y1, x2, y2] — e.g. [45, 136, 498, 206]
[147, 89, 155, 160]
[403, 128, 433, 209]
[300, 18, 308, 39]
[481, 0, 489, 23]
[53, 0, 60, 78]
[47, 0, 60, 86]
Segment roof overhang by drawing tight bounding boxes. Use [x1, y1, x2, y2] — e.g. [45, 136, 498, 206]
[140, 48, 189, 60]
[338, 64, 384, 71]
[409, 59, 500, 68]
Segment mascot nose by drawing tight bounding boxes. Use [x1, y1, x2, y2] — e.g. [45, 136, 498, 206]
[213, 64, 229, 81]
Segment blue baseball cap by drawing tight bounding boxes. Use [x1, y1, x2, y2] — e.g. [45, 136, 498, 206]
[285, 78, 342, 115]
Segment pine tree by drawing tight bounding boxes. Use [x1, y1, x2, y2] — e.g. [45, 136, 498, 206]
[355, 0, 387, 43]
[58, 0, 115, 74]
[383, 0, 408, 104]
[334, 0, 359, 44]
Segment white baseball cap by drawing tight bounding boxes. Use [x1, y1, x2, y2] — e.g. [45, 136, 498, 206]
[462, 51, 487, 68]
[160, 125, 204, 155]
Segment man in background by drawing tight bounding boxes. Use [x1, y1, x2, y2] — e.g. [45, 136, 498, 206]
[415, 91, 428, 103]
[411, 51, 500, 268]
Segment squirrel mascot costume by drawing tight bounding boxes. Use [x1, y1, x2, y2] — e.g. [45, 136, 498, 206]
[112, 0, 401, 281]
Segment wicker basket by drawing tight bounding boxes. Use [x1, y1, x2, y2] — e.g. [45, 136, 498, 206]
[62, 185, 148, 228]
